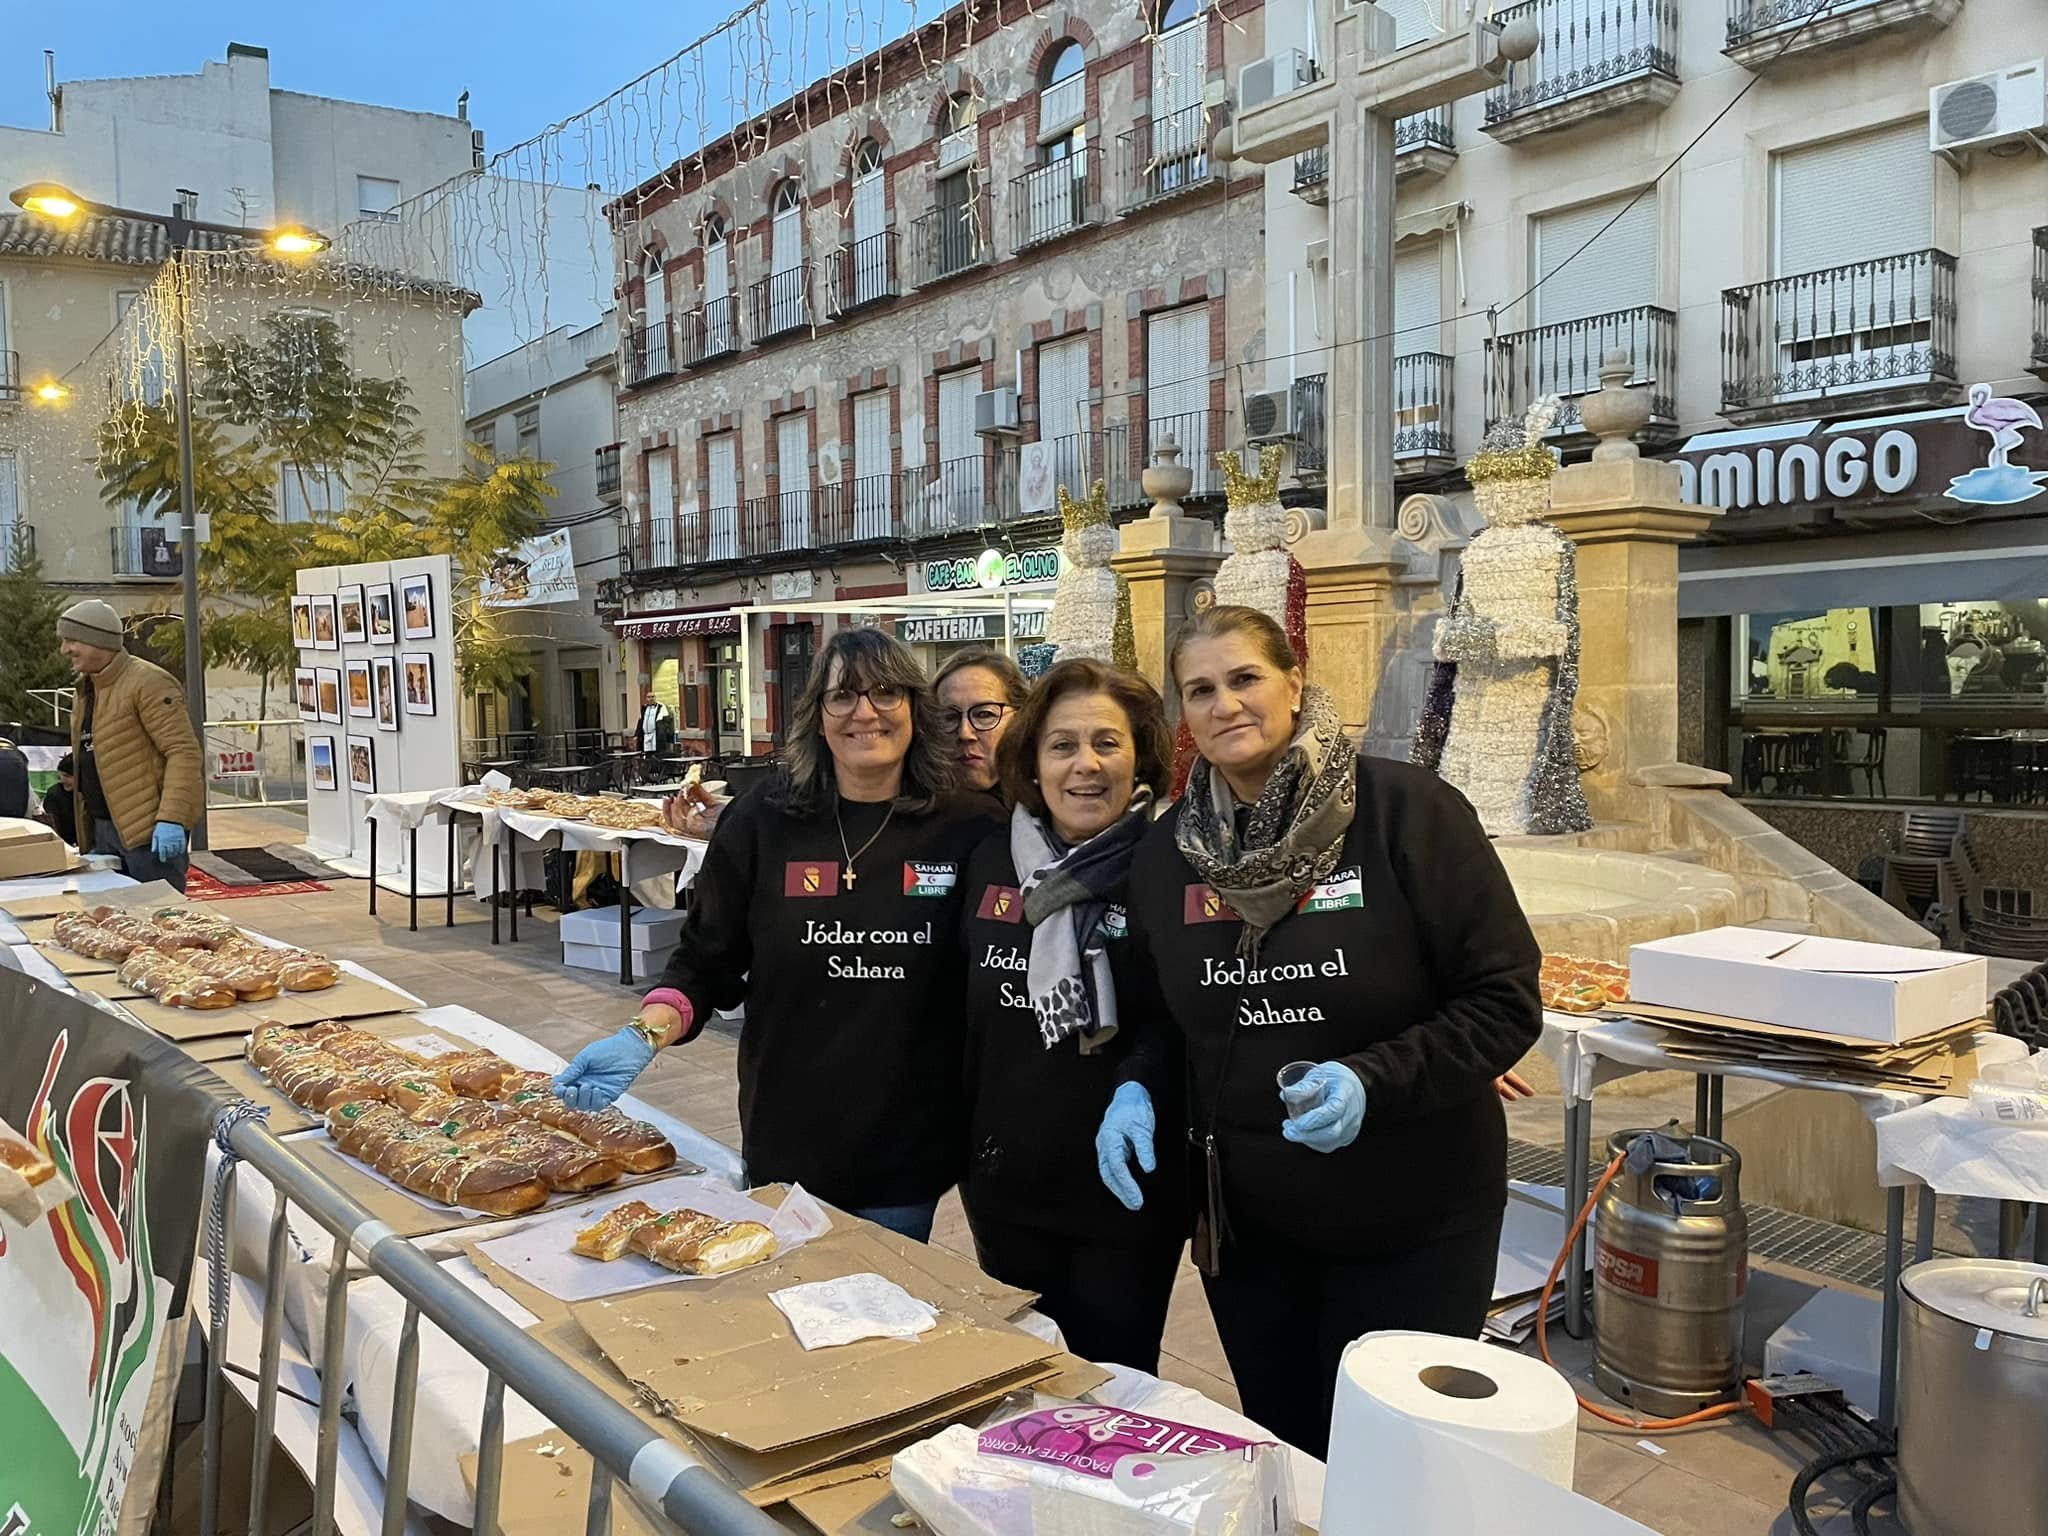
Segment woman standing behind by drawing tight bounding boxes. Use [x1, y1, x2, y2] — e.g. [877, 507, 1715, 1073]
[959, 659, 1184, 1369]
[555, 628, 997, 1241]
[1097, 606, 1540, 1455]
[934, 648, 1028, 807]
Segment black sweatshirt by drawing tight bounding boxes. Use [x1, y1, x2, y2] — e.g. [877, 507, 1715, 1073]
[957, 831, 1186, 1244]
[1123, 756, 1541, 1259]
[655, 784, 1000, 1209]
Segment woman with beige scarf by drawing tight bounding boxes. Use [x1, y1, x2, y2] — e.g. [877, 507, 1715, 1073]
[1099, 605, 1542, 1458]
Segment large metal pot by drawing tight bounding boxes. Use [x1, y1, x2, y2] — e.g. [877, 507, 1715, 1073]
[1898, 1257, 2048, 1536]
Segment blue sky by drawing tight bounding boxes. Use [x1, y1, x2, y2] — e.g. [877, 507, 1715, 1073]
[1, 0, 924, 184]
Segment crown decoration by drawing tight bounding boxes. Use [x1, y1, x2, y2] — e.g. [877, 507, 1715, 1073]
[1467, 394, 1563, 485]
[1218, 444, 1284, 508]
[1056, 478, 1110, 532]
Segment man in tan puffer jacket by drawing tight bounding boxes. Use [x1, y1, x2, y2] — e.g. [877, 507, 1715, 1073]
[59, 599, 203, 891]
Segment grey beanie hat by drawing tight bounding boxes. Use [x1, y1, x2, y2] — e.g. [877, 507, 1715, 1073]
[58, 599, 125, 651]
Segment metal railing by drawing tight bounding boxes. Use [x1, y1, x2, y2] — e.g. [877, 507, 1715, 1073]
[749, 264, 813, 340]
[624, 320, 675, 388]
[1485, 304, 1677, 437]
[1119, 106, 1210, 210]
[1395, 105, 1455, 154]
[199, 1110, 771, 1536]
[1134, 408, 1224, 499]
[111, 522, 184, 578]
[2031, 226, 2048, 374]
[0, 348, 18, 402]
[911, 191, 993, 285]
[1721, 248, 1957, 416]
[1292, 374, 1328, 474]
[1039, 71, 1086, 136]
[595, 444, 622, 501]
[0, 521, 34, 572]
[1726, 0, 1888, 46]
[903, 453, 1005, 534]
[1291, 145, 1329, 194]
[203, 718, 307, 809]
[1394, 352, 1457, 463]
[829, 233, 898, 314]
[1011, 147, 1101, 250]
[817, 475, 904, 543]
[1485, 0, 1679, 124]
[678, 297, 741, 367]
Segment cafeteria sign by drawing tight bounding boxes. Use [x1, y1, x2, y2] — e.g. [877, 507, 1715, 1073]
[896, 610, 1049, 645]
[480, 529, 579, 608]
[925, 546, 1063, 593]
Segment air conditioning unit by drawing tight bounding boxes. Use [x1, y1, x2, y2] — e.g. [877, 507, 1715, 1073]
[1243, 388, 1299, 443]
[974, 387, 1020, 435]
[1239, 50, 1316, 115]
[1929, 59, 2046, 156]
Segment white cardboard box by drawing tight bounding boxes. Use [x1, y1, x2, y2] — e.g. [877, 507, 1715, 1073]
[561, 939, 680, 975]
[557, 904, 684, 951]
[1627, 926, 1987, 1045]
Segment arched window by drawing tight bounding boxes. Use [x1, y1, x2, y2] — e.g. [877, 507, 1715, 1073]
[850, 141, 886, 304]
[938, 92, 979, 175]
[945, 92, 979, 136]
[772, 180, 804, 217]
[639, 249, 670, 374]
[1157, 0, 1201, 31]
[769, 181, 806, 333]
[853, 139, 883, 179]
[1040, 40, 1087, 143]
[1042, 40, 1083, 87]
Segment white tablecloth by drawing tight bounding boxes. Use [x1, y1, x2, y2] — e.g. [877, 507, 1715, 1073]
[1875, 1095, 2048, 1201]
[364, 787, 471, 832]
[458, 799, 706, 908]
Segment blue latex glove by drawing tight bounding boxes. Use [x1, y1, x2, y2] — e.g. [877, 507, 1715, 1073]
[1281, 1062, 1366, 1153]
[552, 1026, 658, 1112]
[151, 821, 188, 860]
[1095, 1081, 1157, 1212]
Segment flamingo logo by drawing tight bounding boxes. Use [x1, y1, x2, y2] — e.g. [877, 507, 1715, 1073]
[1946, 383, 2046, 506]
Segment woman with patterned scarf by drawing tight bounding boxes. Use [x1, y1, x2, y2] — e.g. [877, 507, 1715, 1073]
[1098, 606, 1541, 1458]
[957, 658, 1186, 1370]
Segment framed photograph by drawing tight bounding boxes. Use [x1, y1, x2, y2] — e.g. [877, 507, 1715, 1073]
[337, 584, 368, 645]
[290, 595, 314, 649]
[371, 656, 401, 732]
[294, 666, 318, 722]
[344, 659, 374, 718]
[346, 737, 377, 795]
[310, 593, 339, 651]
[308, 736, 337, 792]
[401, 651, 436, 717]
[315, 667, 343, 725]
[400, 573, 435, 640]
[366, 582, 397, 644]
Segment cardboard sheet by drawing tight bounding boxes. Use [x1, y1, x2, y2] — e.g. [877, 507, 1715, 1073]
[575, 1225, 1061, 1456]
[36, 943, 119, 977]
[0, 879, 183, 918]
[207, 1055, 323, 1133]
[95, 970, 420, 1041]
[460, 1434, 668, 1536]
[787, 1470, 900, 1536]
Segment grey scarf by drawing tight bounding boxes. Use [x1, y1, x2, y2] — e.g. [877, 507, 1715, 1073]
[1174, 685, 1355, 957]
[1011, 792, 1151, 1051]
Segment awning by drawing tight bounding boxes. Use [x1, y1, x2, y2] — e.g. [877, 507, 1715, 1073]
[1678, 522, 2048, 618]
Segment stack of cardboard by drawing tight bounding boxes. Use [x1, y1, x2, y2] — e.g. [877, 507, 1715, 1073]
[1619, 1004, 1985, 1096]
[462, 1202, 1109, 1536]
[1483, 1182, 1587, 1346]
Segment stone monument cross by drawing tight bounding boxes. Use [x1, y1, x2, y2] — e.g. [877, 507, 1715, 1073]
[1222, 3, 1538, 564]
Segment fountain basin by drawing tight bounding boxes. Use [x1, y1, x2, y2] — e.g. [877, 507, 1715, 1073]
[1496, 843, 1753, 961]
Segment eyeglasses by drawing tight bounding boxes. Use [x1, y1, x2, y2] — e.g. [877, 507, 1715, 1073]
[940, 703, 1010, 734]
[822, 683, 910, 717]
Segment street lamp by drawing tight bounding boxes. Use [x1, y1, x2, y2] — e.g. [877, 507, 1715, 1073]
[10, 180, 330, 851]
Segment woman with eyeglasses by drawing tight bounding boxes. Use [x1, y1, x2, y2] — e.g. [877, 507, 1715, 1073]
[554, 627, 999, 1241]
[933, 649, 1028, 806]
[956, 659, 1184, 1370]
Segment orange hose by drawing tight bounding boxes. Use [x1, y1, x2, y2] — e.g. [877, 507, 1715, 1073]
[1536, 1151, 1752, 1432]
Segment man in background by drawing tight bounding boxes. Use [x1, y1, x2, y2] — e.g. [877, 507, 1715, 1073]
[44, 754, 79, 848]
[637, 687, 675, 758]
[0, 738, 28, 819]
[57, 600, 202, 891]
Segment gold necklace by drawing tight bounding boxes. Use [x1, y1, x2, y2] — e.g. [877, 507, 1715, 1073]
[834, 800, 896, 888]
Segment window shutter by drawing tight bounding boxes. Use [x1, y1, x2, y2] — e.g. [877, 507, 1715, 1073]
[936, 370, 984, 529]
[1533, 191, 1657, 325]
[1148, 305, 1211, 493]
[776, 415, 811, 548]
[707, 435, 739, 560]
[0, 451, 18, 527]
[853, 391, 892, 536]
[1774, 121, 1930, 277]
[1152, 17, 1204, 118]
[1394, 245, 1442, 355]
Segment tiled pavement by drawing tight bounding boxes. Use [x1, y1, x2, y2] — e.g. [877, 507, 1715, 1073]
[181, 808, 1924, 1533]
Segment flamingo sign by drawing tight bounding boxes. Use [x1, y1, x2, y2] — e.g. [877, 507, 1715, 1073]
[1947, 382, 2047, 506]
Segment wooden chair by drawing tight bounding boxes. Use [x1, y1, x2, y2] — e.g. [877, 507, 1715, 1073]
[1835, 726, 1887, 799]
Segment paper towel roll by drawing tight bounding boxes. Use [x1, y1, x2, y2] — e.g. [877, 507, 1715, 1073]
[1321, 1331, 1656, 1536]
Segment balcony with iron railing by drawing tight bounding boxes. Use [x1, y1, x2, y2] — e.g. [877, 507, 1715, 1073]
[595, 444, 622, 502]
[911, 191, 994, 287]
[937, 125, 978, 175]
[1119, 106, 1211, 212]
[749, 265, 813, 342]
[1290, 145, 1329, 205]
[816, 476, 905, 545]
[1484, 0, 1679, 142]
[0, 349, 18, 404]
[111, 524, 184, 580]
[1130, 408, 1227, 501]
[1721, 249, 1958, 422]
[902, 452, 1015, 537]
[829, 233, 899, 316]
[0, 522, 35, 572]
[2032, 227, 2048, 381]
[625, 484, 911, 575]
[622, 320, 675, 389]
[1724, 0, 1961, 70]
[1394, 105, 1456, 180]
[1394, 353, 1457, 474]
[1485, 305, 1678, 442]
[678, 297, 741, 368]
[1011, 148, 1102, 251]
[1292, 374, 1327, 475]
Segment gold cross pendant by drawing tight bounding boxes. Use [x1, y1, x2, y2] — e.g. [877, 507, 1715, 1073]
[843, 866, 857, 888]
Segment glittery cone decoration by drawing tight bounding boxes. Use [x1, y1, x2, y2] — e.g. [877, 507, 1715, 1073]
[1036, 478, 1137, 672]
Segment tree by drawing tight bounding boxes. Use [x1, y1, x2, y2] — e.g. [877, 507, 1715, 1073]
[0, 542, 80, 731]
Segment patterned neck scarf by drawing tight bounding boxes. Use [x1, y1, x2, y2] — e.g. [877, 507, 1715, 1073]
[1175, 685, 1355, 957]
[1012, 790, 1152, 1051]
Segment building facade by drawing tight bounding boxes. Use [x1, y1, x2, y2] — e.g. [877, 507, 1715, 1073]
[606, 0, 1267, 756]
[1262, 0, 2048, 815]
[465, 311, 629, 746]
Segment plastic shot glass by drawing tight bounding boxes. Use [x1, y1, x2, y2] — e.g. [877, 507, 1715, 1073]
[1277, 1060, 1324, 1115]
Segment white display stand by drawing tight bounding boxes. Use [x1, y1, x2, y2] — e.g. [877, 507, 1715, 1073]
[298, 554, 461, 892]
